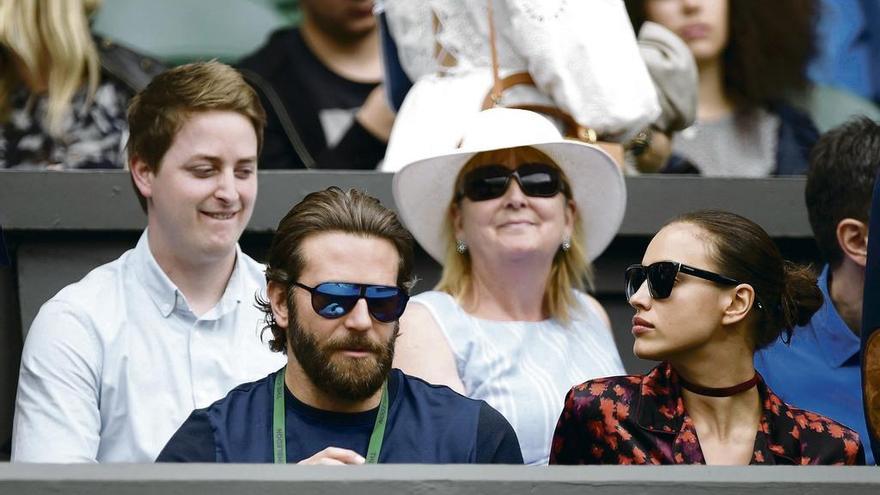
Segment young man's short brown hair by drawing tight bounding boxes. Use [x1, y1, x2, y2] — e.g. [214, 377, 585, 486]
[126, 60, 266, 210]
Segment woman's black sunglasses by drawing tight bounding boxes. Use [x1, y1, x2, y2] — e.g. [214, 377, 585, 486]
[294, 282, 409, 323]
[624, 261, 742, 300]
[458, 163, 563, 202]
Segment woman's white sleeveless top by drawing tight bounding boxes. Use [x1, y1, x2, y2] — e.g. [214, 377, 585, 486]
[411, 290, 626, 465]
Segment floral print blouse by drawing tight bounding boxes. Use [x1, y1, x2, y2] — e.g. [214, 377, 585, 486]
[550, 362, 864, 465]
[1, 80, 130, 170]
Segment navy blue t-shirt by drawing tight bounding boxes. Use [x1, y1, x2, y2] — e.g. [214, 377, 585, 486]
[157, 369, 523, 464]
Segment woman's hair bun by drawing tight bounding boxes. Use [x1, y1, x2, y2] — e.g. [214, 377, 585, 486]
[778, 261, 823, 330]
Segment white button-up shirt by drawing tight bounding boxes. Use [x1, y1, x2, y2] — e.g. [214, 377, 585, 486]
[11, 231, 286, 462]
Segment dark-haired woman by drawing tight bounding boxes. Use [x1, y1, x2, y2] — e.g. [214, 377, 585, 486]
[623, 0, 818, 176]
[550, 211, 864, 465]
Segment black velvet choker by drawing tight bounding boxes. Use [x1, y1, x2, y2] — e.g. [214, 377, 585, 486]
[678, 373, 760, 397]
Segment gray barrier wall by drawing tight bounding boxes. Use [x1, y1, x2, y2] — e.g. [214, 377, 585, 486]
[2, 464, 879, 494]
[0, 171, 820, 460]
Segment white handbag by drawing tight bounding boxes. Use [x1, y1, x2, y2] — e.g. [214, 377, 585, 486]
[382, 0, 660, 172]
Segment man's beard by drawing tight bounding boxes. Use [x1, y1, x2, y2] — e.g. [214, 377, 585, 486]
[288, 302, 397, 402]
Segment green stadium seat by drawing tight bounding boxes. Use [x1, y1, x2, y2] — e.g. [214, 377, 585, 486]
[91, 0, 292, 65]
[791, 84, 880, 133]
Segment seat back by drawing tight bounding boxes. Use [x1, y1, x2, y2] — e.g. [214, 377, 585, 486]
[91, 0, 290, 64]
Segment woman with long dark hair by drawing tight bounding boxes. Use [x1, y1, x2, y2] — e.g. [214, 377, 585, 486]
[550, 211, 864, 464]
[624, 0, 818, 176]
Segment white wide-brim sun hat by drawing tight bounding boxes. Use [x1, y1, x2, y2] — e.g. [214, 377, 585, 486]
[392, 108, 627, 264]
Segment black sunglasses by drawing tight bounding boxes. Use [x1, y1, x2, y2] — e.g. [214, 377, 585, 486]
[294, 282, 409, 323]
[624, 261, 742, 300]
[458, 163, 563, 202]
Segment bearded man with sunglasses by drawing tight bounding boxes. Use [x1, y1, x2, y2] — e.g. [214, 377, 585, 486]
[157, 187, 522, 464]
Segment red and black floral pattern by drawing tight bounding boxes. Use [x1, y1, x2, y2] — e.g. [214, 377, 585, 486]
[549, 362, 864, 465]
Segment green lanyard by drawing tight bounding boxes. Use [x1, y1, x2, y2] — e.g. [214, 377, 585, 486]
[272, 366, 389, 464]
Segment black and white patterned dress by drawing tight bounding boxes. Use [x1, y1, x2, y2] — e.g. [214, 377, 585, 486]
[1, 79, 131, 170]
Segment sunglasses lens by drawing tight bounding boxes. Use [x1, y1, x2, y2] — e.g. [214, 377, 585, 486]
[364, 286, 409, 322]
[463, 165, 511, 201]
[647, 262, 678, 299]
[625, 266, 646, 301]
[312, 283, 360, 318]
[517, 163, 561, 197]
[308, 283, 408, 322]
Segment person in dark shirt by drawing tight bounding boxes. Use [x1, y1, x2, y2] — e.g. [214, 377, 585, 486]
[157, 187, 522, 464]
[237, 0, 394, 169]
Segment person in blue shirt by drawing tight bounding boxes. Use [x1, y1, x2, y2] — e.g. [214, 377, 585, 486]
[157, 187, 523, 464]
[809, 0, 880, 106]
[755, 116, 880, 464]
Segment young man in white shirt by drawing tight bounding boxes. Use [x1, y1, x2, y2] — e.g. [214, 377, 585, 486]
[11, 61, 285, 463]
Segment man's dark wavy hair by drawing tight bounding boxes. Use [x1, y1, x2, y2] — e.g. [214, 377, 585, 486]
[256, 187, 415, 353]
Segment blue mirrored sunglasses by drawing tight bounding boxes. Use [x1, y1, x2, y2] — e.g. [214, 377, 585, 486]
[294, 282, 409, 323]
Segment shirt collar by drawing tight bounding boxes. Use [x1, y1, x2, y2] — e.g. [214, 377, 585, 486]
[132, 229, 247, 320]
[753, 382, 801, 464]
[634, 363, 802, 465]
[133, 230, 179, 317]
[635, 362, 687, 435]
[281, 369, 402, 424]
[207, 247, 247, 321]
[812, 265, 861, 367]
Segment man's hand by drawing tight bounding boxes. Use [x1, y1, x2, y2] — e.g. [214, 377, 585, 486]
[296, 447, 366, 465]
[633, 130, 672, 173]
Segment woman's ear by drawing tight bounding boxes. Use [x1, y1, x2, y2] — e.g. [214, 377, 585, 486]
[564, 198, 576, 240]
[721, 283, 756, 326]
[837, 218, 869, 268]
[267, 281, 290, 329]
[451, 203, 465, 242]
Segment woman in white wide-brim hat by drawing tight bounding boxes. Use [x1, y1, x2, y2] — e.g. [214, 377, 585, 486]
[392, 108, 627, 465]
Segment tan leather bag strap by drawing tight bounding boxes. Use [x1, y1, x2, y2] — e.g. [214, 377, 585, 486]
[512, 104, 599, 143]
[480, 72, 535, 110]
[483, 0, 597, 144]
[487, 0, 503, 107]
